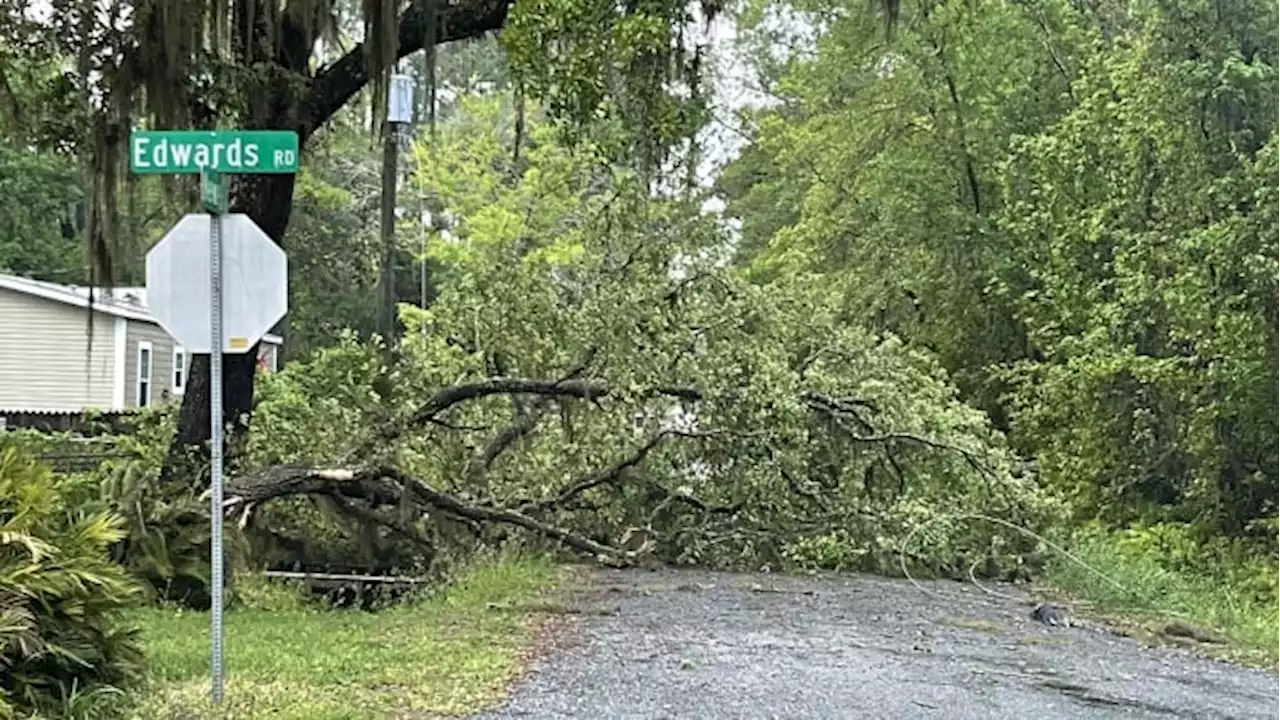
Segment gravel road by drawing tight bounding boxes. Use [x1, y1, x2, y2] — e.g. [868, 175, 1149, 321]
[473, 567, 1278, 720]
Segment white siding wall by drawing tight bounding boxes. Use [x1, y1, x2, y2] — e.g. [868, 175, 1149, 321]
[124, 321, 177, 407]
[0, 287, 116, 412]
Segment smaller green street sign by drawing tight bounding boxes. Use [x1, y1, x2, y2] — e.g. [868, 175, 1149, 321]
[201, 169, 227, 215]
[130, 130, 299, 175]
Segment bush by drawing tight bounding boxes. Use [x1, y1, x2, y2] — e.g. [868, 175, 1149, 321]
[4, 411, 219, 609]
[0, 446, 145, 718]
[94, 434, 216, 610]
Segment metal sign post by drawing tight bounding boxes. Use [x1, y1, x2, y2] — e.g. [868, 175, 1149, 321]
[202, 168, 227, 704]
[140, 133, 294, 707]
[377, 74, 414, 348]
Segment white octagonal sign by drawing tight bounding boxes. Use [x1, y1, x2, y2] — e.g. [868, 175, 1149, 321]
[146, 213, 288, 354]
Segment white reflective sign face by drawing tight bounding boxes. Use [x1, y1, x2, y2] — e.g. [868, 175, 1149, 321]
[145, 213, 288, 354]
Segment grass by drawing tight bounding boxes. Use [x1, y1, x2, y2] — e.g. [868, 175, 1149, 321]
[1040, 532, 1279, 668]
[119, 554, 564, 719]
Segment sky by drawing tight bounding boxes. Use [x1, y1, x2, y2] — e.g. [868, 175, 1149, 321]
[696, 12, 775, 182]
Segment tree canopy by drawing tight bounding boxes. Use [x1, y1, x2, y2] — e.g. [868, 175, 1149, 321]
[718, 0, 1278, 540]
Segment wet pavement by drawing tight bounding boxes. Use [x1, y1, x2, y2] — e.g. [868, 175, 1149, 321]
[473, 567, 1279, 719]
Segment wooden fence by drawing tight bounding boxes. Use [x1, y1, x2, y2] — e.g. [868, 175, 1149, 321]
[0, 409, 140, 434]
[0, 410, 142, 472]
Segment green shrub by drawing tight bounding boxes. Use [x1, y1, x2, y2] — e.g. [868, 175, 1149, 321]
[3, 411, 219, 609]
[1107, 521, 1280, 606]
[96, 456, 214, 609]
[0, 446, 145, 718]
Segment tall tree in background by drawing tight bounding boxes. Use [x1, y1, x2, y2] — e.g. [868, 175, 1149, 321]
[0, 142, 83, 282]
[721, 0, 1085, 419]
[0, 0, 739, 483]
[718, 0, 1278, 541]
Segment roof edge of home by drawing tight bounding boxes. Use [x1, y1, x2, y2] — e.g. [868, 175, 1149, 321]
[0, 273, 285, 346]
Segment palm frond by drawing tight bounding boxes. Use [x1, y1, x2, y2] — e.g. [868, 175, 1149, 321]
[0, 531, 55, 563]
[0, 447, 145, 716]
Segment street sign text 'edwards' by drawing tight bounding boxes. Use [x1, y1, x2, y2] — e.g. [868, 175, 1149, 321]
[130, 130, 299, 174]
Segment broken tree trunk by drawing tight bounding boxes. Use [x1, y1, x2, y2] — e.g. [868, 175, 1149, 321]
[225, 465, 634, 565]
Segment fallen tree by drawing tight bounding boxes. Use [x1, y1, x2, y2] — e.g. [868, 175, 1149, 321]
[226, 464, 628, 563]
[238, 353, 1051, 579]
[176, 114, 1060, 597]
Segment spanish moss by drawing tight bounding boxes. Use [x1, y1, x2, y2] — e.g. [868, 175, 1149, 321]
[363, 0, 397, 133]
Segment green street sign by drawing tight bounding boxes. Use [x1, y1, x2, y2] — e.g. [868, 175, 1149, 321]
[129, 130, 299, 175]
[201, 169, 227, 214]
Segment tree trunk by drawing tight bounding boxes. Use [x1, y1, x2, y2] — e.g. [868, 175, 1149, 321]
[157, 0, 511, 487]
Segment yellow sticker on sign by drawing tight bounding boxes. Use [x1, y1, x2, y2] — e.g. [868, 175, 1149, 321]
[229, 337, 249, 350]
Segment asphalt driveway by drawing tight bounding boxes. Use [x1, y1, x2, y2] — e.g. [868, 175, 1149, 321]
[472, 567, 1278, 719]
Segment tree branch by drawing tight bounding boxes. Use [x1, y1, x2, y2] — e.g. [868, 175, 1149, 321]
[326, 492, 437, 548]
[377, 466, 629, 561]
[306, 0, 512, 133]
[411, 379, 605, 423]
[228, 465, 631, 564]
[228, 465, 402, 505]
[407, 378, 701, 428]
[802, 391, 880, 434]
[466, 397, 553, 485]
[463, 347, 599, 482]
[518, 432, 673, 513]
[804, 395, 998, 481]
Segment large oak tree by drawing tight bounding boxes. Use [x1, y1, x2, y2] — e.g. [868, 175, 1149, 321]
[0, 0, 756, 481]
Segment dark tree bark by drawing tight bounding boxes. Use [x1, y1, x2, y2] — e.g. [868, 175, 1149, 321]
[228, 465, 630, 561]
[160, 0, 512, 486]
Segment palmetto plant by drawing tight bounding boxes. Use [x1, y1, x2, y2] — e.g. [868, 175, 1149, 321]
[96, 456, 213, 607]
[0, 446, 144, 718]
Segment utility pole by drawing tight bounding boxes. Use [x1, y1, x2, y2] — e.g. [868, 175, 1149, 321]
[378, 74, 414, 348]
[417, 35, 437, 324]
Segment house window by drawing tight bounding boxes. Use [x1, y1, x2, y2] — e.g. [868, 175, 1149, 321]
[136, 341, 153, 407]
[172, 347, 186, 395]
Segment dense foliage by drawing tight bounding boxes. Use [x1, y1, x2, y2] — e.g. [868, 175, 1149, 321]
[238, 96, 1058, 578]
[719, 0, 1278, 554]
[0, 446, 143, 718]
[0, 143, 84, 283]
